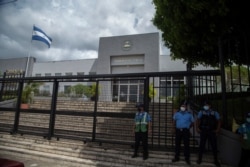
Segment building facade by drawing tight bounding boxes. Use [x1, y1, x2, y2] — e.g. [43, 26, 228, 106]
[0, 32, 213, 102]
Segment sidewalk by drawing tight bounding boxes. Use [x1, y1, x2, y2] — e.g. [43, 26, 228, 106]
[0, 153, 233, 167]
[0, 154, 61, 167]
[0, 154, 85, 167]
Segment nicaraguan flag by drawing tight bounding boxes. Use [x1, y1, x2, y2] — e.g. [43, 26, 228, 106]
[32, 26, 52, 48]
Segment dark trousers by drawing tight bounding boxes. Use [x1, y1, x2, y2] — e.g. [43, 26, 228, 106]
[238, 148, 250, 167]
[174, 128, 190, 160]
[134, 131, 148, 157]
[198, 130, 218, 161]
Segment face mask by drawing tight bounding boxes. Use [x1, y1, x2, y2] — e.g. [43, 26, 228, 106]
[180, 107, 186, 111]
[246, 118, 250, 123]
[203, 106, 209, 110]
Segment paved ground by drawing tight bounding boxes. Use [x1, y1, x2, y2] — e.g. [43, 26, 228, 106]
[0, 153, 234, 167]
[0, 154, 64, 167]
[0, 154, 96, 167]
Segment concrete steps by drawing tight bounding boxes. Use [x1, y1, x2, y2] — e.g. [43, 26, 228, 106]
[0, 133, 231, 167]
[0, 101, 199, 148]
[0, 100, 233, 166]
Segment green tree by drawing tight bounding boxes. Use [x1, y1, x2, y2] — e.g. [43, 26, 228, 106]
[86, 83, 101, 98]
[225, 65, 250, 91]
[73, 84, 89, 97]
[152, 0, 250, 67]
[85, 83, 101, 101]
[173, 84, 186, 109]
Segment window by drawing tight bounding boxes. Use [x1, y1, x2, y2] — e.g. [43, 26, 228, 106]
[159, 76, 185, 97]
[65, 72, 73, 81]
[43, 85, 50, 91]
[77, 72, 84, 81]
[41, 85, 50, 96]
[55, 73, 61, 76]
[64, 85, 71, 94]
[65, 72, 73, 76]
[77, 72, 84, 76]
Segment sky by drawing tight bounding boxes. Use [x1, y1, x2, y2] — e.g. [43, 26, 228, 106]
[0, 0, 170, 62]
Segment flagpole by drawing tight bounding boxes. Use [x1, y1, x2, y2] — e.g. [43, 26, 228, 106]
[25, 24, 34, 77]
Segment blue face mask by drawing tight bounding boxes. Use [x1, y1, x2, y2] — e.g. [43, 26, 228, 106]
[247, 118, 250, 123]
[203, 106, 209, 110]
[180, 107, 186, 111]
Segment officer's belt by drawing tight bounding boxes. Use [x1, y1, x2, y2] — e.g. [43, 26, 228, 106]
[176, 128, 188, 131]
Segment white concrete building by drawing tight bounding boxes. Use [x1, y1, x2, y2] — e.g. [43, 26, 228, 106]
[0, 32, 213, 102]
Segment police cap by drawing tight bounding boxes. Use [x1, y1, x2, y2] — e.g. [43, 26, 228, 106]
[135, 103, 144, 108]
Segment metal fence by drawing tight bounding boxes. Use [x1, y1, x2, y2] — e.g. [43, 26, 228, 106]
[0, 70, 223, 150]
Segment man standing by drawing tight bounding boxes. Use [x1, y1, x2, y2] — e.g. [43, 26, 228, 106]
[237, 112, 250, 167]
[196, 101, 221, 167]
[131, 103, 152, 160]
[172, 103, 194, 165]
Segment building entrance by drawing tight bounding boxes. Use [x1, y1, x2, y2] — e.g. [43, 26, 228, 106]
[112, 80, 144, 102]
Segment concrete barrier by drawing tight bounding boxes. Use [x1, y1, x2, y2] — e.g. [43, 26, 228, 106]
[218, 128, 241, 167]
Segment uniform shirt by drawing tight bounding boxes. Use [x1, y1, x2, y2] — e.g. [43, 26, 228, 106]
[173, 110, 194, 129]
[237, 122, 250, 150]
[134, 111, 152, 123]
[197, 110, 220, 120]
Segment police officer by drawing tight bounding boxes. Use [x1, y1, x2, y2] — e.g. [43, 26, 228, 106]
[172, 103, 194, 165]
[237, 112, 250, 167]
[196, 101, 221, 167]
[131, 103, 152, 160]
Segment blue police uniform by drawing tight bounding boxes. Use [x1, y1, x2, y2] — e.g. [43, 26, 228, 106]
[197, 110, 220, 120]
[172, 109, 194, 164]
[237, 112, 250, 167]
[197, 109, 221, 166]
[174, 111, 194, 129]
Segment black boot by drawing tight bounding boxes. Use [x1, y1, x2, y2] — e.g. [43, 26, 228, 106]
[143, 151, 148, 160]
[172, 157, 179, 162]
[197, 155, 202, 164]
[214, 159, 221, 167]
[185, 158, 191, 165]
[131, 153, 137, 158]
[143, 153, 148, 160]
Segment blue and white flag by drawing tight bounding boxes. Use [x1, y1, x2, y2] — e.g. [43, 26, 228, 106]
[32, 26, 52, 48]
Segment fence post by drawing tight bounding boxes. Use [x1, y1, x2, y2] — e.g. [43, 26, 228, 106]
[218, 37, 228, 129]
[0, 72, 7, 101]
[144, 76, 149, 111]
[92, 80, 99, 142]
[13, 80, 24, 133]
[48, 79, 59, 140]
[186, 62, 194, 101]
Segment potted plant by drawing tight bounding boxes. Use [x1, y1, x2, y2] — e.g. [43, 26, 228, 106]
[172, 84, 186, 112]
[88, 83, 101, 101]
[20, 82, 41, 109]
[148, 83, 157, 102]
[21, 84, 32, 109]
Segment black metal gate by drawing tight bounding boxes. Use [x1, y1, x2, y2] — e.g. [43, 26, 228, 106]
[0, 70, 221, 150]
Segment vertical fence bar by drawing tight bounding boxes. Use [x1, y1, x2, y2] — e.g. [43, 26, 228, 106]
[0, 72, 7, 101]
[13, 80, 24, 133]
[48, 79, 59, 140]
[92, 80, 99, 142]
[144, 76, 149, 110]
[218, 37, 228, 129]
